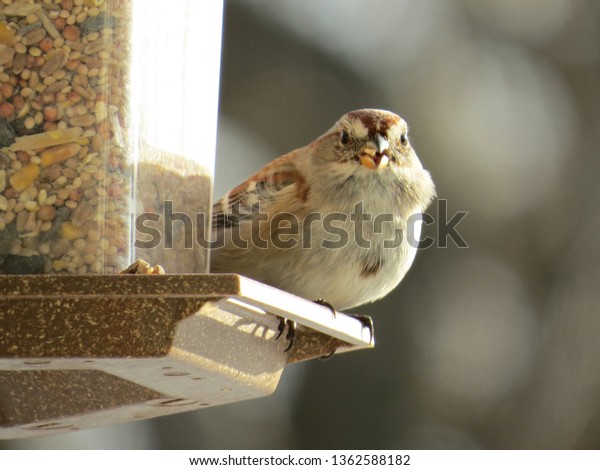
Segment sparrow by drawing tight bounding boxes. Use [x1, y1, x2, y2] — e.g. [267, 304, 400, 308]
[210, 109, 435, 311]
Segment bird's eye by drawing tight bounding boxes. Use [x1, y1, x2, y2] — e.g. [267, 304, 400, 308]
[399, 133, 408, 146]
[340, 130, 350, 145]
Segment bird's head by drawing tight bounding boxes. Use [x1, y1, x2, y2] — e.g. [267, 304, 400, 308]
[308, 109, 435, 209]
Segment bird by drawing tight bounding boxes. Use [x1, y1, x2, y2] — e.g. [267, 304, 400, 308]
[210, 109, 435, 311]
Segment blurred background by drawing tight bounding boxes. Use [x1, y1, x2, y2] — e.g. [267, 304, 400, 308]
[6, 0, 600, 449]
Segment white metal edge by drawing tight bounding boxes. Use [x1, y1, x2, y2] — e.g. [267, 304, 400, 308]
[234, 276, 374, 348]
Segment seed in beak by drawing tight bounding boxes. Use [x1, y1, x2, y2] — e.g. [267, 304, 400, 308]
[359, 154, 389, 170]
[360, 133, 390, 169]
[360, 155, 377, 169]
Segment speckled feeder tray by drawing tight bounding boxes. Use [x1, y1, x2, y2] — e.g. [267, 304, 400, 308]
[0, 274, 373, 439]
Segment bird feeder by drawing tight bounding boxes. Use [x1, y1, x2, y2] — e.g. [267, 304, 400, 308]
[0, 0, 374, 439]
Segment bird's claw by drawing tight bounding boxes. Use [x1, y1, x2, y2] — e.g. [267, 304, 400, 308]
[276, 317, 296, 352]
[319, 350, 335, 361]
[313, 299, 338, 359]
[349, 314, 374, 343]
[313, 299, 337, 319]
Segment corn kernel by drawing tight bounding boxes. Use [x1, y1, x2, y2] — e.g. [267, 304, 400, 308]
[0, 23, 16, 46]
[40, 143, 81, 167]
[60, 221, 85, 240]
[9, 163, 40, 192]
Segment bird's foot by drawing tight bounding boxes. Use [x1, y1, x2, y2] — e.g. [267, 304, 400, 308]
[319, 350, 336, 361]
[349, 314, 374, 343]
[313, 300, 338, 359]
[313, 299, 337, 361]
[276, 317, 296, 353]
[313, 299, 337, 319]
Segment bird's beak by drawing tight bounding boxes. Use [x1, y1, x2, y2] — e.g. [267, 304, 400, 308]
[359, 133, 390, 170]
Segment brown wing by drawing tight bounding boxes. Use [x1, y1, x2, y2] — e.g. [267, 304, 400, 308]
[211, 152, 307, 233]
